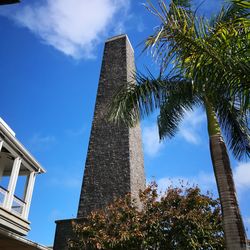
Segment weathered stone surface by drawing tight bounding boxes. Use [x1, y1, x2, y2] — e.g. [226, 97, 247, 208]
[53, 219, 75, 250]
[77, 34, 145, 217]
[53, 218, 87, 250]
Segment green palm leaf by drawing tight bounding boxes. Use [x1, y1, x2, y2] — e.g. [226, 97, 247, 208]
[157, 80, 201, 139]
[108, 73, 167, 126]
[144, 0, 250, 112]
[210, 93, 250, 160]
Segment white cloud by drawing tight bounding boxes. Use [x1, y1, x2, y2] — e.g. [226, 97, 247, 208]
[10, 0, 130, 59]
[247, 217, 250, 224]
[179, 109, 206, 145]
[185, 109, 206, 126]
[234, 162, 250, 191]
[141, 109, 206, 156]
[179, 129, 199, 144]
[155, 162, 250, 197]
[142, 125, 164, 157]
[137, 19, 145, 33]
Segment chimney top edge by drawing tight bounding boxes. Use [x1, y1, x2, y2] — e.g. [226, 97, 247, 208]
[106, 34, 134, 52]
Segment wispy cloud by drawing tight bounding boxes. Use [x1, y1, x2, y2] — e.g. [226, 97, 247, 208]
[8, 0, 130, 59]
[179, 129, 199, 144]
[133, 16, 145, 33]
[142, 124, 164, 157]
[179, 109, 206, 145]
[29, 133, 56, 151]
[245, 217, 250, 233]
[142, 108, 206, 156]
[247, 217, 250, 224]
[243, 217, 250, 235]
[234, 162, 250, 192]
[156, 161, 250, 197]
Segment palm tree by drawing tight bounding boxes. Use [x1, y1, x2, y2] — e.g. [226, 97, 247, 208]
[108, 0, 250, 249]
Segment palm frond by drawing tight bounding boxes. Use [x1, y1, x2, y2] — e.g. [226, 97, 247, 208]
[211, 0, 249, 25]
[144, 0, 250, 113]
[210, 94, 250, 160]
[108, 73, 170, 126]
[144, 1, 221, 72]
[157, 80, 201, 139]
[231, 0, 250, 11]
[173, 0, 191, 8]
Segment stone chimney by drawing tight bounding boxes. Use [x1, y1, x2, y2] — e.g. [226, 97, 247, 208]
[53, 34, 145, 250]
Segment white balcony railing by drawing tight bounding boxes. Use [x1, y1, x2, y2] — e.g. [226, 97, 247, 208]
[11, 196, 25, 215]
[0, 185, 26, 216]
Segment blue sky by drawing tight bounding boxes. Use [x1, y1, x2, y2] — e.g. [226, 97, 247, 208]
[0, 0, 249, 246]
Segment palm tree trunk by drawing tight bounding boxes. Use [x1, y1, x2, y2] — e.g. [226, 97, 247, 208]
[205, 101, 247, 250]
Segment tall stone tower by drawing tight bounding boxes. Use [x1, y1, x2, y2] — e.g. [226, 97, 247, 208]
[77, 34, 145, 217]
[53, 34, 145, 250]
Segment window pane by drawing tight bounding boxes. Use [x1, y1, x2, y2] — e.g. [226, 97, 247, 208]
[14, 163, 30, 200]
[0, 147, 14, 190]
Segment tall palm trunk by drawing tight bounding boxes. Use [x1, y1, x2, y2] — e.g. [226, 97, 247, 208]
[205, 101, 247, 250]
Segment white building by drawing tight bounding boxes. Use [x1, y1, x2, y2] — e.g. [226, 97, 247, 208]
[0, 118, 49, 250]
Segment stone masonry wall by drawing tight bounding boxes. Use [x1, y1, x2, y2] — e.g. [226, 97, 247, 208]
[77, 34, 145, 217]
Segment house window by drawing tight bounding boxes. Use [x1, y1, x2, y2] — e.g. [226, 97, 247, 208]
[12, 163, 30, 215]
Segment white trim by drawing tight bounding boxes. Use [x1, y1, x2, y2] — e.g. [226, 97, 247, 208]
[125, 35, 134, 53]
[0, 118, 15, 137]
[106, 34, 126, 42]
[0, 141, 36, 174]
[0, 139, 3, 182]
[0, 123, 45, 173]
[0, 139, 3, 151]
[106, 34, 134, 53]
[4, 157, 22, 210]
[23, 172, 36, 219]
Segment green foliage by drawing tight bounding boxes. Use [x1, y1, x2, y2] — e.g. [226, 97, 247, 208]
[69, 183, 224, 250]
[144, 0, 250, 111]
[173, 0, 191, 8]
